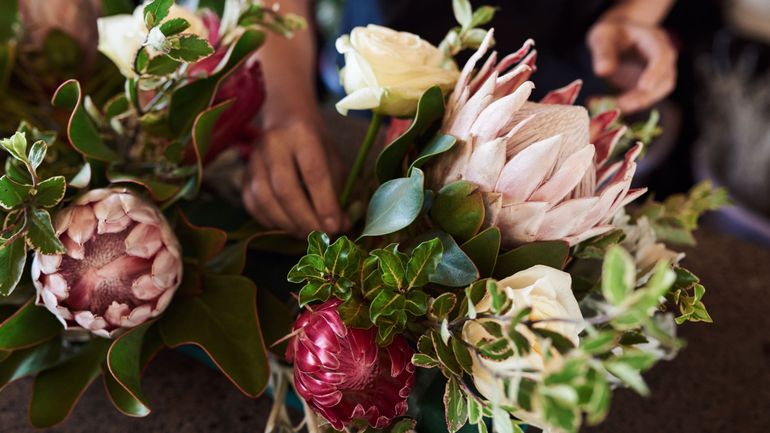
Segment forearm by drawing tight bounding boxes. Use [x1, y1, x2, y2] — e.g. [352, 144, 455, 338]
[602, 0, 675, 25]
[256, 0, 319, 128]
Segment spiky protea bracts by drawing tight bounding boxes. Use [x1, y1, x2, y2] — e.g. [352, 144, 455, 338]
[431, 30, 645, 247]
[31, 188, 182, 338]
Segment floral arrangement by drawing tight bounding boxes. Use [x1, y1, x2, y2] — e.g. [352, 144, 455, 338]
[0, 0, 304, 426]
[0, 0, 728, 432]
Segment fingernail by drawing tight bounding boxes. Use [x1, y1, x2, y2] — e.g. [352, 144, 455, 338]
[323, 217, 338, 233]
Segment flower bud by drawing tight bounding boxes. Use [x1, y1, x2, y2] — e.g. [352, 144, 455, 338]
[31, 188, 182, 338]
[287, 300, 415, 430]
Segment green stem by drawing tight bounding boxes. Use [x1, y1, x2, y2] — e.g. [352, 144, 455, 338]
[339, 112, 383, 208]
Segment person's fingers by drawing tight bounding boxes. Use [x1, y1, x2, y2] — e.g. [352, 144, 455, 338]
[243, 148, 299, 232]
[617, 26, 677, 112]
[296, 139, 343, 234]
[588, 23, 620, 77]
[263, 138, 324, 236]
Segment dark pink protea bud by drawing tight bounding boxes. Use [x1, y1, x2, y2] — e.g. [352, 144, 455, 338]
[31, 188, 182, 338]
[286, 300, 415, 430]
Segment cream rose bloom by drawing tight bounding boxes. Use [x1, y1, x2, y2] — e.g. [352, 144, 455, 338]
[462, 265, 584, 432]
[97, 2, 209, 78]
[335, 25, 459, 117]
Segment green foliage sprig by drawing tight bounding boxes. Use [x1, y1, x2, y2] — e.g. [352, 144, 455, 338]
[440, 0, 497, 57]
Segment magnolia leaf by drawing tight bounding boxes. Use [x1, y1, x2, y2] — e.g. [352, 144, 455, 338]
[362, 169, 425, 237]
[0, 236, 26, 296]
[0, 302, 63, 350]
[444, 377, 468, 433]
[52, 80, 121, 162]
[406, 238, 443, 289]
[460, 227, 500, 278]
[602, 246, 635, 306]
[409, 134, 456, 174]
[0, 337, 61, 391]
[167, 34, 214, 62]
[493, 241, 569, 279]
[431, 180, 485, 242]
[102, 367, 150, 417]
[0, 175, 31, 209]
[29, 337, 112, 428]
[376, 87, 445, 182]
[159, 274, 269, 397]
[428, 231, 479, 287]
[25, 209, 65, 254]
[34, 176, 66, 208]
[175, 210, 227, 264]
[106, 322, 157, 417]
[189, 100, 232, 196]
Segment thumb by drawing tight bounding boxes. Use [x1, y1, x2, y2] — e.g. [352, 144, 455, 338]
[588, 26, 619, 77]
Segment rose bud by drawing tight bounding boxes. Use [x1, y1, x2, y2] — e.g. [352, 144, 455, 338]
[31, 188, 182, 338]
[431, 30, 645, 247]
[286, 300, 415, 430]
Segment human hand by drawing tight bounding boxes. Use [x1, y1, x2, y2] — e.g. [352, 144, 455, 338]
[242, 120, 347, 237]
[587, 19, 677, 113]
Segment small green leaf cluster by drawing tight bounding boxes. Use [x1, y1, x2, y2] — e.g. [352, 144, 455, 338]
[0, 129, 67, 296]
[237, 3, 308, 37]
[440, 0, 497, 57]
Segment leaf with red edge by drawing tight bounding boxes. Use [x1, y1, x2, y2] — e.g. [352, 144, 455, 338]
[51, 80, 121, 162]
[0, 301, 62, 350]
[106, 169, 181, 202]
[158, 274, 268, 397]
[206, 230, 286, 275]
[104, 322, 161, 417]
[0, 336, 62, 391]
[175, 209, 227, 264]
[189, 100, 231, 196]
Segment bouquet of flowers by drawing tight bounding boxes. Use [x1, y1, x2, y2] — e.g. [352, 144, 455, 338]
[0, 0, 304, 426]
[271, 2, 727, 433]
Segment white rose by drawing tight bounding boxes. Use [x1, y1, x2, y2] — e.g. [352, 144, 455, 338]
[97, 3, 209, 78]
[462, 265, 585, 432]
[335, 25, 459, 117]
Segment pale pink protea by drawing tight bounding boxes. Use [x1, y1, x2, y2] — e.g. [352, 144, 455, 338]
[431, 30, 645, 247]
[31, 188, 182, 338]
[286, 300, 415, 430]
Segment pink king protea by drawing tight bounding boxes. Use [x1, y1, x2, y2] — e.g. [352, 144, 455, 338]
[286, 300, 415, 430]
[431, 30, 645, 247]
[31, 188, 182, 338]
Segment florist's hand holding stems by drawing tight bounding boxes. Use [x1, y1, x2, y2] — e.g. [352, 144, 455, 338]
[242, 0, 346, 238]
[587, 0, 677, 113]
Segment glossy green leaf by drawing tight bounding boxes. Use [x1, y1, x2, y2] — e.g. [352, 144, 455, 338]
[102, 367, 150, 417]
[25, 208, 65, 254]
[34, 176, 66, 208]
[104, 94, 129, 119]
[175, 210, 227, 264]
[0, 337, 61, 391]
[27, 140, 47, 170]
[167, 34, 214, 62]
[451, 338, 473, 375]
[51, 80, 121, 162]
[307, 231, 330, 256]
[376, 87, 445, 182]
[324, 236, 351, 276]
[406, 238, 443, 289]
[105, 322, 155, 416]
[189, 100, 231, 195]
[460, 227, 500, 278]
[445, 377, 468, 433]
[493, 241, 569, 279]
[0, 236, 26, 296]
[298, 281, 332, 307]
[431, 180, 485, 242]
[430, 293, 457, 321]
[106, 170, 180, 202]
[405, 290, 429, 316]
[371, 246, 405, 288]
[602, 246, 635, 306]
[0, 175, 30, 209]
[470, 5, 496, 27]
[338, 297, 372, 329]
[409, 134, 456, 174]
[145, 54, 182, 75]
[362, 168, 425, 237]
[431, 330, 461, 376]
[159, 274, 268, 397]
[29, 337, 112, 428]
[0, 301, 62, 350]
[369, 289, 404, 324]
[0, 131, 27, 162]
[159, 17, 190, 36]
[428, 231, 479, 287]
[142, 0, 173, 28]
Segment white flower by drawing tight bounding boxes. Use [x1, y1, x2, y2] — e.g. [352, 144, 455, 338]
[97, 3, 209, 78]
[462, 265, 584, 432]
[335, 25, 459, 116]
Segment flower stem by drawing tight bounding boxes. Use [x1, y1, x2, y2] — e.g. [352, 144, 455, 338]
[339, 113, 383, 208]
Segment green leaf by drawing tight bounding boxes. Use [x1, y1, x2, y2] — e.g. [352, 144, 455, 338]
[451, 338, 473, 375]
[0, 301, 62, 350]
[430, 293, 457, 321]
[0, 132, 28, 162]
[580, 332, 617, 355]
[167, 34, 215, 62]
[298, 281, 332, 307]
[404, 290, 429, 316]
[406, 238, 443, 289]
[25, 209, 65, 254]
[431, 330, 462, 376]
[409, 134, 456, 174]
[460, 227, 500, 277]
[376, 87, 445, 182]
[391, 418, 418, 433]
[338, 297, 372, 329]
[159, 274, 269, 397]
[104, 94, 130, 119]
[175, 210, 227, 264]
[105, 322, 156, 416]
[362, 168, 425, 237]
[493, 241, 569, 279]
[102, 366, 150, 417]
[33, 176, 66, 208]
[27, 140, 47, 170]
[29, 337, 112, 428]
[470, 6, 496, 27]
[324, 236, 351, 276]
[159, 17, 190, 36]
[431, 180, 485, 242]
[602, 246, 635, 305]
[145, 54, 182, 76]
[287, 254, 325, 283]
[369, 289, 404, 324]
[605, 360, 649, 396]
[52, 80, 121, 162]
[0, 235, 26, 296]
[444, 377, 468, 433]
[452, 0, 473, 28]
[0, 175, 31, 209]
[412, 353, 439, 368]
[372, 246, 406, 288]
[207, 231, 287, 275]
[307, 231, 330, 256]
[143, 0, 173, 28]
[428, 231, 479, 287]
[0, 337, 61, 391]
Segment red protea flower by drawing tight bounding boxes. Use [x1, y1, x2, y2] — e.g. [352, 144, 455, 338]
[286, 300, 415, 430]
[31, 188, 182, 338]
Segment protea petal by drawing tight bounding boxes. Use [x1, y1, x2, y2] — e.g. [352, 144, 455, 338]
[541, 80, 583, 105]
[496, 135, 562, 203]
[470, 81, 534, 143]
[464, 138, 506, 191]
